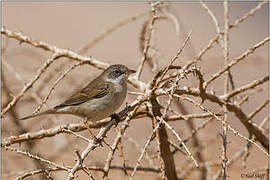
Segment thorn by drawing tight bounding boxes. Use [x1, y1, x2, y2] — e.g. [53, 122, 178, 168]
[199, 98, 205, 105]
[19, 40, 24, 45]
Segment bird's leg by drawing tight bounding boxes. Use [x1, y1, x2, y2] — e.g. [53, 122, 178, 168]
[110, 103, 130, 127]
[110, 113, 120, 127]
[83, 118, 103, 146]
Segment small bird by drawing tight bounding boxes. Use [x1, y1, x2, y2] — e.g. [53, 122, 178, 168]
[20, 64, 136, 122]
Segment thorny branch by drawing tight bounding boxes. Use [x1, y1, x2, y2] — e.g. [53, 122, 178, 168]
[2, 1, 269, 180]
[221, 1, 230, 179]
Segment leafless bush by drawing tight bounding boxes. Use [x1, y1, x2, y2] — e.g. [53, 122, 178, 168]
[1, 1, 268, 180]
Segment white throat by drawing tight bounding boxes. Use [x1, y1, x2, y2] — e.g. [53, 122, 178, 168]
[105, 74, 127, 85]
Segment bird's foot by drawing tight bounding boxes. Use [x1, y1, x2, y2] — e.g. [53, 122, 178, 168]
[93, 136, 104, 147]
[110, 113, 120, 127]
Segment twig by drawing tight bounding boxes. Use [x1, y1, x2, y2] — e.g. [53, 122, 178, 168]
[1, 144, 69, 171]
[200, 1, 221, 35]
[2, 59, 50, 180]
[1, 27, 145, 90]
[177, 95, 269, 156]
[150, 99, 177, 179]
[1, 53, 63, 117]
[33, 61, 88, 115]
[134, 3, 158, 80]
[229, 0, 268, 29]
[125, 135, 155, 167]
[2, 2, 268, 179]
[223, 75, 269, 100]
[259, 116, 269, 130]
[221, 1, 230, 179]
[62, 129, 90, 143]
[16, 167, 60, 180]
[248, 99, 269, 121]
[103, 128, 125, 177]
[85, 164, 161, 173]
[183, 0, 267, 71]
[118, 140, 128, 176]
[130, 121, 161, 178]
[204, 37, 269, 88]
[172, 116, 215, 154]
[16, 164, 161, 180]
[79, 11, 149, 54]
[173, 87, 269, 150]
[162, 119, 198, 167]
[214, 110, 269, 179]
[66, 101, 142, 180]
[160, 63, 198, 168]
[156, 31, 192, 86]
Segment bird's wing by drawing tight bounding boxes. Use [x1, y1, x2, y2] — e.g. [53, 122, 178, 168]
[54, 81, 112, 109]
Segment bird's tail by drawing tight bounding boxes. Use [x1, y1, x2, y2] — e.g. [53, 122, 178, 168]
[19, 109, 56, 120]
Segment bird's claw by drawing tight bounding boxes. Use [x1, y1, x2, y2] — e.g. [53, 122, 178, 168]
[110, 113, 120, 127]
[94, 136, 104, 147]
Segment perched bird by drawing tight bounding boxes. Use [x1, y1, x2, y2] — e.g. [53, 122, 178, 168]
[20, 64, 136, 122]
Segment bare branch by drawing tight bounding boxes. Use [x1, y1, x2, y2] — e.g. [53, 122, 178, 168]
[66, 100, 142, 179]
[177, 95, 269, 156]
[223, 75, 269, 100]
[201, 1, 221, 35]
[79, 11, 149, 54]
[1, 27, 145, 90]
[173, 88, 269, 151]
[229, 0, 268, 29]
[2, 2, 268, 179]
[248, 99, 269, 121]
[1, 144, 69, 171]
[1, 53, 63, 117]
[33, 61, 89, 115]
[204, 37, 269, 88]
[221, 1, 230, 178]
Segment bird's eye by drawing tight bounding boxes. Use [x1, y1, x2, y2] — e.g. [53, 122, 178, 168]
[114, 69, 121, 74]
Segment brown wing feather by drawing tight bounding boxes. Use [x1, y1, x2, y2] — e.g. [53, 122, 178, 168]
[54, 80, 111, 109]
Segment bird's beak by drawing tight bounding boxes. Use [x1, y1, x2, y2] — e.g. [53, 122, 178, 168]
[126, 69, 136, 75]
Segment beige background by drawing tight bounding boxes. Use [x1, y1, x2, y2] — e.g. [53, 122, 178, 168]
[2, 2, 269, 180]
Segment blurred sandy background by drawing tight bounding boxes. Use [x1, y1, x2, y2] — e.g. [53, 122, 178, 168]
[1, 2, 269, 180]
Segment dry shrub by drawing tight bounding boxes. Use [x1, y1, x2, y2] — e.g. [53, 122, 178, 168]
[1, 1, 268, 180]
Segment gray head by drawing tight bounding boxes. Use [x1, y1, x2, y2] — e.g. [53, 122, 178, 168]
[102, 64, 136, 84]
